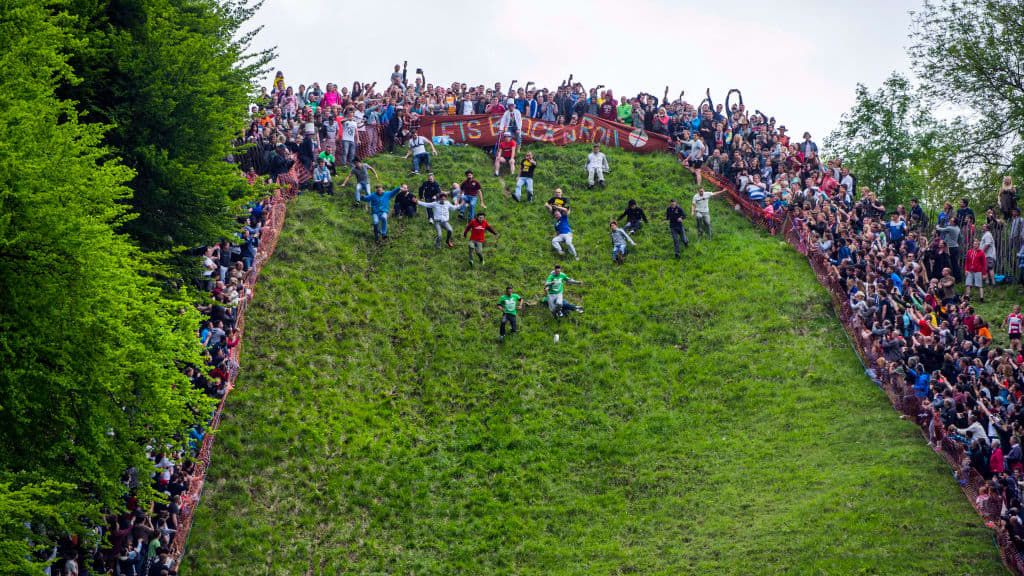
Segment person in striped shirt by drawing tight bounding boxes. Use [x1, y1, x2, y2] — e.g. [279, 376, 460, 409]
[1003, 304, 1024, 353]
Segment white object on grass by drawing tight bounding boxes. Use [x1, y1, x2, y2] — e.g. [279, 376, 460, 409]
[554, 333, 560, 343]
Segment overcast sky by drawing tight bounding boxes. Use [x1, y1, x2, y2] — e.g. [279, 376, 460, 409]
[248, 0, 919, 140]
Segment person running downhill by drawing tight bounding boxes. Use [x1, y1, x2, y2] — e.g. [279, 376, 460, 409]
[551, 206, 578, 260]
[459, 170, 486, 219]
[497, 285, 523, 342]
[514, 151, 537, 202]
[691, 186, 726, 239]
[339, 158, 378, 206]
[463, 212, 499, 266]
[544, 264, 583, 317]
[360, 184, 402, 241]
[415, 191, 461, 248]
[666, 198, 689, 258]
[609, 220, 636, 264]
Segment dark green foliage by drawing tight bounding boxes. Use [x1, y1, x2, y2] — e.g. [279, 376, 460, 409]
[825, 73, 967, 208]
[0, 1, 213, 570]
[910, 0, 1024, 171]
[59, 0, 274, 256]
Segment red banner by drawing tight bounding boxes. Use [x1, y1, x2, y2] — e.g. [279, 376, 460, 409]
[416, 113, 672, 153]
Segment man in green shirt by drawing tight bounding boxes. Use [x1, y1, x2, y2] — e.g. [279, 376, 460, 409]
[497, 286, 522, 341]
[544, 264, 583, 317]
[617, 99, 634, 125]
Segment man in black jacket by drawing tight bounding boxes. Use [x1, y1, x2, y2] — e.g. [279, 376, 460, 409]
[268, 144, 293, 184]
[618, 199, 649, 234]
[418, 173, 441, 222]
[666, 199, 689, 258]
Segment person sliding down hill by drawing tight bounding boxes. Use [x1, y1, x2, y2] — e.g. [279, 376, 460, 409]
[618, 199, 649, 234]
[544, 264, 583, 317]
[497, 285, 523, 342]
[586, 144, 609, 189]
[360, 184, 402, 241]
[494, 131, 517, 177]
[463, 212, 499, 266]
[414, 191, 460, 248]
[551, 206, 579, 260]
[609, 220, 636, 264]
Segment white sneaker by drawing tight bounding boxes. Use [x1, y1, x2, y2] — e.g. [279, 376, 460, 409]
[428, 218, 434, 224]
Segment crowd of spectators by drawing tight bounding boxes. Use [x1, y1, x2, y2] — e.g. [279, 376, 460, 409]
[48, 190, 273, 575]
[692, 98, 1024, 557]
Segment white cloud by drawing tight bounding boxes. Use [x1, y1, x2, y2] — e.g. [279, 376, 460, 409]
[247, 0, 919, 139]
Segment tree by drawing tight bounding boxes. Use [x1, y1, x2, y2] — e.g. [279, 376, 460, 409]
[60, 0, 274, 263]
[825, 73, 968, 208]
[0, 0, 212, 562]
[910, 0, 1024, 171]
[0, 481, 96, 575]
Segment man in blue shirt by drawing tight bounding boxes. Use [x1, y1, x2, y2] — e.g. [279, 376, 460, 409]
[886, 213, 907, 250]
[360, 184, 402, 241]
[550, 206, 578, 260]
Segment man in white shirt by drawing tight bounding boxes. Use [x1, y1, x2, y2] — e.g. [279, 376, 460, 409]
[404, 133, 437, 175]
[498, 99, 523, 145]
[586, 144, 609, 189]
[980, 223, 997, 285]
[340, 111, 359, 167]
[691, 187, 726, 239]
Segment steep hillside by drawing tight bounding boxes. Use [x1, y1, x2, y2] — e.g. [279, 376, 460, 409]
[184, 145, 1003, 575]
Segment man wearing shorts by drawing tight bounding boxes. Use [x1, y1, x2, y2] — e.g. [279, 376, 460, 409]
[497, 286, 522, 342]
[494, 132, 516, 176]
[964, 239, 987, 301]
[980, 223, 997, 286]
[1004, 304, 1024, 352]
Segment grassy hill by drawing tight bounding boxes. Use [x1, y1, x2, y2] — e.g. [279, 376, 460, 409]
[183, 145, 1004, 575]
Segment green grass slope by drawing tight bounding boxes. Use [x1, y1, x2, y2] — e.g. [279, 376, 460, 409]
[184, 145, 1004, 575]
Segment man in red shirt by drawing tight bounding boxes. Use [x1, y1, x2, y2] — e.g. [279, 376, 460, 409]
[494, 132, 517, 177]
[463, 212, 499, 267]
[964, 238, 987, 301]
[598, 90, 617, 121]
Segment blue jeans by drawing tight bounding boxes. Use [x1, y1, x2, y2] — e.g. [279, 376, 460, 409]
[612, 243, 628, 261]
[412, 153, 431, 173]
[340, 140, 357, 166]
[372, 212, 389, 239]
[462, 195, 478, 219]
[354, 180, 369, 203]
[514, 177, 533, 201]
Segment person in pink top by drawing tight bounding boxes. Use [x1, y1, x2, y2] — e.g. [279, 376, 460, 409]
[322, 83, 341, 108]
